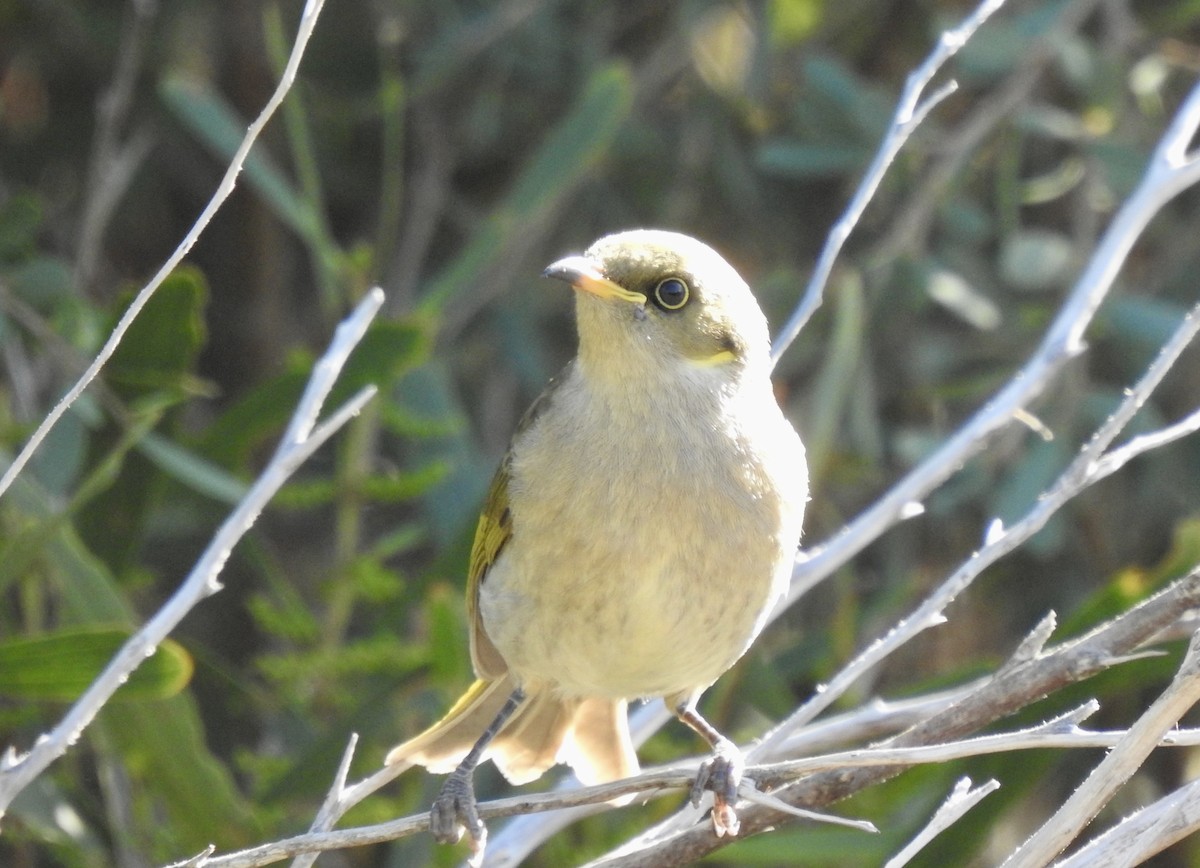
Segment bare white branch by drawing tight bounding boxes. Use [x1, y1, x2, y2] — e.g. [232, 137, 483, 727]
[476, 686, 975, 868]
[736, 782, 877, 833]
[886, 778, 1001, 868]
[0, 0, 328, 501]
[1003, 630, 1200, 867]
[748, 304, 1200, 771]
[180, 703, 1200, 868]
[288, 734, 407, 868]
[782, 72, 1200, 616]
[770, 0, 1009, 362]
[0, 288, 384, 817]
[289, 734, 360, 868]
[1054, 776, 1200, 867]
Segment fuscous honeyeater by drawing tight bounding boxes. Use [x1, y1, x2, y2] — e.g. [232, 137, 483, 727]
[386, 229, 808, 859]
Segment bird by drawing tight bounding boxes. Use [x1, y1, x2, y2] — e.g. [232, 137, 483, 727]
[385, 229, 808, 862]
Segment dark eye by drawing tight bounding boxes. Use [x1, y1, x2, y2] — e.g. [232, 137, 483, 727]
[652, 277, 690, 311]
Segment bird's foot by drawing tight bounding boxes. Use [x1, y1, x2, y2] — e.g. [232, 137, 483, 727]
[690, 738, 743, 837]
[431, 771, 487, 864]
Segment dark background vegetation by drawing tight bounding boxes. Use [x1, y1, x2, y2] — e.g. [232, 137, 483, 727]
[3, 0, 1200, 865]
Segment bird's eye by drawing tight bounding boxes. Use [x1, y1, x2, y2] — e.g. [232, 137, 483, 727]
[652, 277, 690, 311]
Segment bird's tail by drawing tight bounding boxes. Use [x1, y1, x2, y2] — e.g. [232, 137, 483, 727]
[386, 674, 638, 786]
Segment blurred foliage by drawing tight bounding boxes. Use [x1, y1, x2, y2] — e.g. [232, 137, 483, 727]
[0, 628, 192, 702]
[1, 0, 1200, 865]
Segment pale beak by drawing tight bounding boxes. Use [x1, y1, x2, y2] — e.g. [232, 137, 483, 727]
[543, 255, 646, 306]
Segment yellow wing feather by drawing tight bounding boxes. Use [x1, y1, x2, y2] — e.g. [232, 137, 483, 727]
[465, 365, 569, 679]
[466, 461, 512, 678]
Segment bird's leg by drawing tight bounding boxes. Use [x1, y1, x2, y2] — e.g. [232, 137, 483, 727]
[431, 686, 526, 862]
[675, 702, 744, 837]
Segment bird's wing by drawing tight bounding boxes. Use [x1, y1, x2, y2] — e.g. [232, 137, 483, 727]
[466, 361, 575, 679]
[466, 459, 512, 679]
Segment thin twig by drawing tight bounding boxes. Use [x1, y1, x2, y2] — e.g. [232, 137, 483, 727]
[288, 735, 407, 868]
[885, 778, 1001, 868]
[0, 0, 327, 501]
[74, 0, 159, 292]
[736, 784, 876, 833]
[868, 0, 1108, 263]
[769, 0, 1009, 363]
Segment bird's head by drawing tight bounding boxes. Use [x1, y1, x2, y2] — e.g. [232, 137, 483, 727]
[544, 230, 771, 380]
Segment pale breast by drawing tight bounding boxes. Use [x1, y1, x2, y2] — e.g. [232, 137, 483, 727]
[478, 366, 806, 700]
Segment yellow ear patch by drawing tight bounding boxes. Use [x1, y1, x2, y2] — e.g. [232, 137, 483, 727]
[687, 349, 737, 366]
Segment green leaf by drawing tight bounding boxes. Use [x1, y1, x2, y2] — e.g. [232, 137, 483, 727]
[104, 267, 209, 402]
[137, 431, 250, 504]
[990, 437, 1071, 554]
[768, 0, 823, 46]
[272, 461, 447, 510]
[998, 228, 1075, 292]
[1062, 518, 1200, 635]
[9, 256, 73, 311]
[925, 267, 1001, 331]
[81, 266, 210, 568]
[16, 480, 262, 848]
[366, 522, 425, 561]
[99, 695, 262, 850]
[1087, 137, 1150, 197]
[0, 628, 193, 701]
[799, 55, 889, 141]
[399, 361, 491, 546]
[757, 140, 872, 179]
[360, 462, 449, 501]
[248, 591, 321, 644]
[198, 317, 430, 470]
[805, 272, 865, 484]
[348, 557, 405, 604]
[195, 360, 310, 469]
[511, 64, 633, 215]
[0, 413, 161, 600]
[427, 583, 469, 683]
[1101, 295, 1189, 355]
[329, 316, 432, 407]
[28, 402, 88, 497]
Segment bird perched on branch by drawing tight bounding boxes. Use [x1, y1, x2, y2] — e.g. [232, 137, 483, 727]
[386, 229, 807, 862]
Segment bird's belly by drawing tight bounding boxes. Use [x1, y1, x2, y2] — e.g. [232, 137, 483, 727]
[478, 501, 791, 701]
[550, 567, 774, 698]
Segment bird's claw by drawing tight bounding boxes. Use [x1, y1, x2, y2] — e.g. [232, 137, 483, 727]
[690, 741, 744, 837]
[431, 772, 487, 863]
